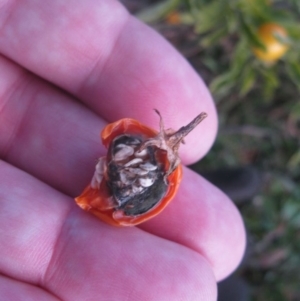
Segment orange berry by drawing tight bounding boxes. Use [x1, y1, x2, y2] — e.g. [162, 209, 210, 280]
[165, 11, 181, 25]
[252, 23, 289, 63]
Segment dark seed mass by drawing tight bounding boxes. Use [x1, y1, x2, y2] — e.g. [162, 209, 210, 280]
[119, 173, 167, 216]
[107, 134, 168, 216]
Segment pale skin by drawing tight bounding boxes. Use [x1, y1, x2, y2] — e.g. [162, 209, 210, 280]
[0, 1, 246, 300]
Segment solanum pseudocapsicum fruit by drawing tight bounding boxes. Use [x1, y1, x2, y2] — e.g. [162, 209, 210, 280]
[75, 110, 207, 226]
[252, 23, 289, 63]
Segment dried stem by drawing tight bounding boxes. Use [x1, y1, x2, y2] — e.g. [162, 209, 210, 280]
[142, 110, 208, 176]
[166, 112, 207, 147]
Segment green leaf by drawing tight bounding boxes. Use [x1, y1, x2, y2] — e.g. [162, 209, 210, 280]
[239, 14, 266, 50]
[200, 28, 227, 48]
[284, 22, 300, 40]
[267, 9, 295, 25]
[240, 0, 272, 21]
[178, 12, 194, 25]
[226, 8, 238, 34]
[239, 67, 256, 96]
[260, 68, 279, 101]
[202, 57, 219, 73]
[135, 0, 180, 23]
[286, 62, 300, 90]
[231, 39, 251, 73]
[192, 1, 227, 34]
[185, 0, 213, 10]
[210, 70, 238, 98]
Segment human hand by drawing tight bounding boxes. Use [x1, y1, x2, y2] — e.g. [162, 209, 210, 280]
[0, 1, 245, 300]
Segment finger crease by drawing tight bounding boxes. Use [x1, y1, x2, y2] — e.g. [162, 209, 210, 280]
[76, 13, 131, 98]
[39, 204, 74, 290]
[0, 69, 35, 160]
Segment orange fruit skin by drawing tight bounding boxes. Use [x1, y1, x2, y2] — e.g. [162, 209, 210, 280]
[75, 118, 183, 227]
[165, 11, 181, 25]
[252, 23, 289, 63]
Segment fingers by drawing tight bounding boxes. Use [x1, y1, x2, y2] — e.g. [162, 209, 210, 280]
[0, 55, 106, 196]
[0, 55, 245, 282]
[0, 161, 72, 283]
[140, 167, 246, 281]
[0, 0, 217, 164]
[0, 161, 217, 301]
[0, 53, 245, 282]
[0, 275, 60, 301]
[0, 55, 211, 196]
[0, 156, 244, 284]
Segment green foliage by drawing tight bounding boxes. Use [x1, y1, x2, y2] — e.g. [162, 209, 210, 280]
[286, 61, 300, 90]
[137, 0, 300, 100]
[243, 175, 300, 301]
[197, 96, 300, 300]
[135, 1, 300, 300]
[184, 0, 300, 99]
[136, 0, 180, 23]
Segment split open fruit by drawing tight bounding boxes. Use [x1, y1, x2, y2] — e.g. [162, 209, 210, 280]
[75, 110, 207, 226]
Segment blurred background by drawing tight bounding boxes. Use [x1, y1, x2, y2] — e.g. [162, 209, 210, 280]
[122, 0, 300, 300]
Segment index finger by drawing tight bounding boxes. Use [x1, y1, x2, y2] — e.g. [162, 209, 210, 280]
[0, 0, 217, 164]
